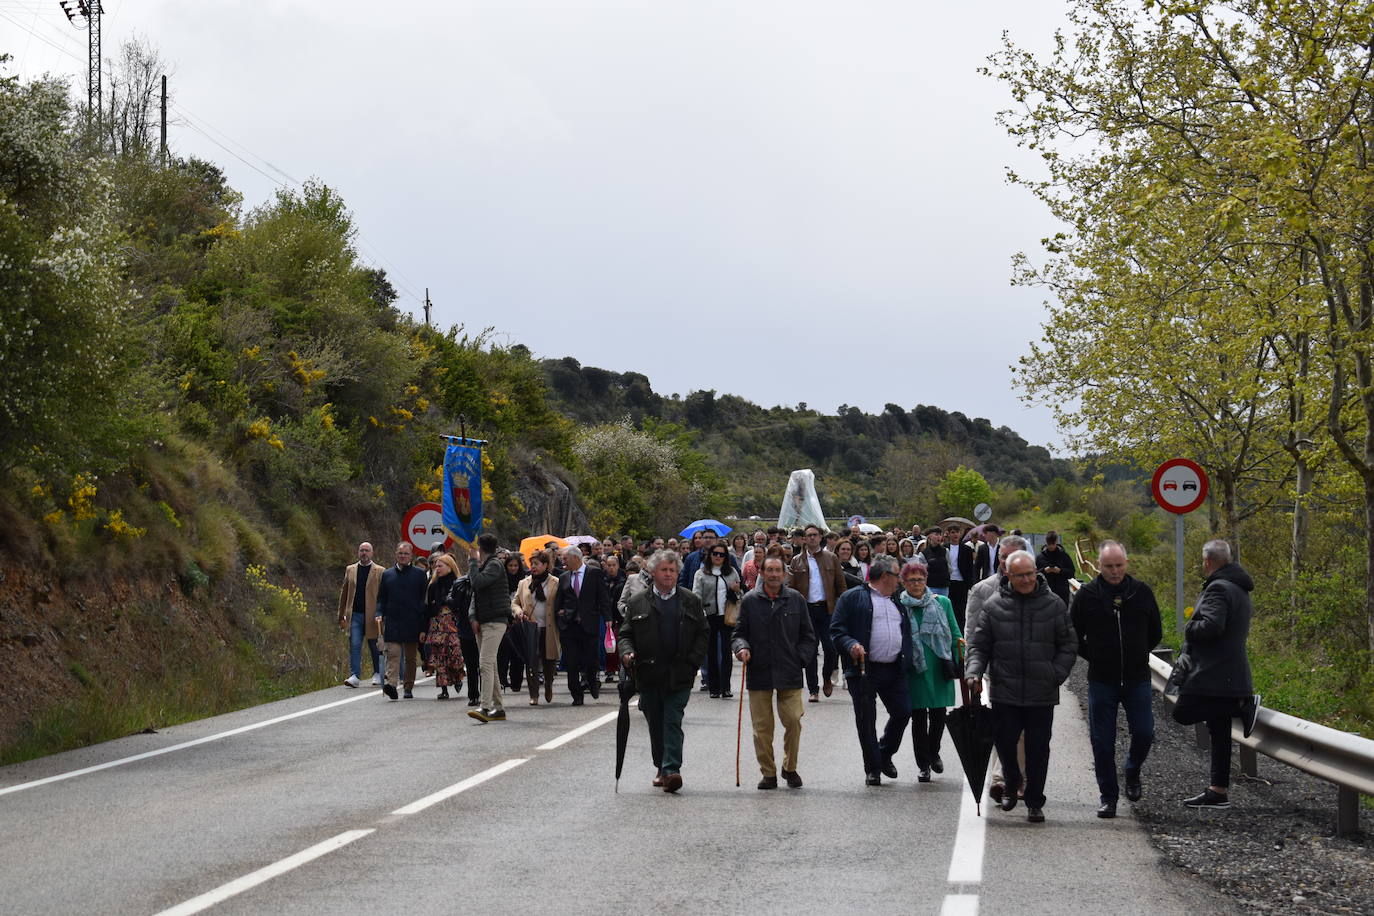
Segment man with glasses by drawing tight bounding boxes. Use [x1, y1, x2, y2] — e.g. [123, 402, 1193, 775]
[787, 524, 849, 702]
[830, 554, 914, 786]
[965, 551, 1077, 823]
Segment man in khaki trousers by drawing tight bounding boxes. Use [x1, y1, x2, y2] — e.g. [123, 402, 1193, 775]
[732, 554, 817, 789]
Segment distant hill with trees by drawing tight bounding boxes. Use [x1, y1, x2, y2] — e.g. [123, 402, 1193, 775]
[539, 357, 1076, 521]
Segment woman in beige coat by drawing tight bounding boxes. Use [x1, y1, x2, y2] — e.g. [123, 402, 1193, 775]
[511, 549, 561, 704]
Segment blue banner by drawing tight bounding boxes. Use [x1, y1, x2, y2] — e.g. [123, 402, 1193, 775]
[442, 442, 483, 545]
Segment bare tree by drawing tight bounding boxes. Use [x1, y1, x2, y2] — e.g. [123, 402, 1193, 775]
[103, 35, 172, 157]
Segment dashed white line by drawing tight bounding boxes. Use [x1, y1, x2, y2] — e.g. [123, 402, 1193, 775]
[0, 683, 437, 798]
[535, 709, 621, 750]
[946, 770, 988, 884]
[391, 758, 528, 815]
[940, 893, 979, 916]
[151, 829, 375, 916]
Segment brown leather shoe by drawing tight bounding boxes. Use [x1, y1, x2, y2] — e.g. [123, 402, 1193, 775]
[781, 769, 803, 788]
[663, 772, 683, 793]
[545, 683, 553, 703]
[822, 680, 834, 697]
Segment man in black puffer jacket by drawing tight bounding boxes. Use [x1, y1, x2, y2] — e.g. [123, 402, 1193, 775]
[965, 551, 1076, 824]
[1070, 540, 1162, 817]
[1171, 539, 1260, 810]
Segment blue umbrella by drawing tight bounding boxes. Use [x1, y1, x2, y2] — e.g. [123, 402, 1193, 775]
[679, 518, 732, 538]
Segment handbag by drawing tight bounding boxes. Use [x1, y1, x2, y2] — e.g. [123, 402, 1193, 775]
[939, 656, 962, 681]
[1164, 651, 1193, 697]
[723, 598, 740, 629]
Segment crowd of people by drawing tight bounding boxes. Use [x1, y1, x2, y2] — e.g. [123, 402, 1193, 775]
[336, 520, 1260, 818]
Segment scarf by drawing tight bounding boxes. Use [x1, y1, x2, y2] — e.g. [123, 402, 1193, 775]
[898, 588, 952, 675]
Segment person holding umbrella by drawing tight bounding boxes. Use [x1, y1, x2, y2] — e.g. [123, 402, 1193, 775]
[619, 549, 709, 793]
[898, 557, 963, 783]
[830, 554, 915, 786]
[964, 551, 1077, 823]
[733, 553, 816, 790]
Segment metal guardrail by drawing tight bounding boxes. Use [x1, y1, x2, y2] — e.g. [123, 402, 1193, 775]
[1148, 651, 1373, 836]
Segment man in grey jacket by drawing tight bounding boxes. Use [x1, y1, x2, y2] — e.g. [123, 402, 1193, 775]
[733, 556, 817, 790]
[965, 551, 1076, 823]
[1171, 539, 1261, 809]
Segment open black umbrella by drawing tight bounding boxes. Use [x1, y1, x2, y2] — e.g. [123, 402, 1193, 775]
[614, 668, 637, 793]
[945, 681, 997, 815]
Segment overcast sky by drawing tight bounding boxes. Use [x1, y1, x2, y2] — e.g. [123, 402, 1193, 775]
[3, 0, 1075, 450]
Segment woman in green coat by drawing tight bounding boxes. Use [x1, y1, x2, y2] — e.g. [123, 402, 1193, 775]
[898, 556, 963, 782]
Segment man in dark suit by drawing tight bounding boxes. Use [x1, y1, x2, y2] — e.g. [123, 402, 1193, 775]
[946, 525, 977, 632]
[829, 554, 914, 786]
[972, 524, 1003, 583]
[557, 546, 612, 705]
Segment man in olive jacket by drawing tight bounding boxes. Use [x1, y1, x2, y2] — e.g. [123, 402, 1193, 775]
[1070, 540, 1162, 817]
[1171, 539, 1260, 810]
[965, 551, 1076, 823]
[619, 550, 708, 794]
[733, 555, 817, 789]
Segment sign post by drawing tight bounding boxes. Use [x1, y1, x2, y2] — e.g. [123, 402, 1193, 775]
[1151, 458, 1209, 634]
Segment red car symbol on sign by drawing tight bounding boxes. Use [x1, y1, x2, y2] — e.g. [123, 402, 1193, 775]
[1162, 481, 1178, 491]
[412, 524, 426, 535]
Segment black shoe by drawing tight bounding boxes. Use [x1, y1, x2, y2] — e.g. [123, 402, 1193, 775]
[757, 776, 778, 790]
[865, 773, 881, 786]
[467, 697, 480, 707]
[1183, 788, 1230, 809]
[1001, 791, 1018, 812]
[881, 758, 898, 779]
[1124, 770, 1142, 802]
[488, 708, 506, 721]
[467, 707, 491, 723]
[403, 690, 413, 699]
[383, 684, 398, 700]
[722, 691, 733, 698]
[699, 684, 710, 692]
[605, 674, 617, 683]
[571, 697, 584, 706]
[1241, 694, 1261, 739]
[436, 687, 449, 700]
[989, 782, 1005, 805]
[781, 769, 803, 788]
[710, 692, 720, 699]
[1027, 807, 1045, 823]
[589, 682, 600, 700]
[931, 754, 944, 774]
[918, 767, 931, 783]
[1097, 802, 1117, 818]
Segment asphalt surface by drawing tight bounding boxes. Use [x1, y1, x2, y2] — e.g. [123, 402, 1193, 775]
[0, 674, 1238, 915]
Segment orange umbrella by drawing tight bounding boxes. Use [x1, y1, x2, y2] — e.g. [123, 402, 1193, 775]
[519, 535, 569, 562]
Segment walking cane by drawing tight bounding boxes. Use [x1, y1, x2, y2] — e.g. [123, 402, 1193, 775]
[735, 658, 748, 787]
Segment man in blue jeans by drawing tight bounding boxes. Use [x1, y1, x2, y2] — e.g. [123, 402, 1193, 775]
[337, 541, 383, 687]
[1069, 540, 1163, 818]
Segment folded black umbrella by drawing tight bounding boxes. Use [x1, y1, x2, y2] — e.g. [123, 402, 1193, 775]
[945, 685, 997, 815]
[615, 668, 637, 793]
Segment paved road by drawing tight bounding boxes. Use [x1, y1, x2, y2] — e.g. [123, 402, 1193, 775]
[0, 675, 1236, 915]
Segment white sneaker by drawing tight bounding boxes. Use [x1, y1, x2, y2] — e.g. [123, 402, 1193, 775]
[343, 675, 361, 688]
[371, 672, 383, 686]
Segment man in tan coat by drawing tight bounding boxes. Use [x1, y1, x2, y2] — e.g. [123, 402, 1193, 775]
[787, 524, 851, 702]
[338, 541, 383, 687]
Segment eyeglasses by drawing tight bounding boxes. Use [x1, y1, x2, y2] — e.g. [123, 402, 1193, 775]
[710, 551, 727, 558]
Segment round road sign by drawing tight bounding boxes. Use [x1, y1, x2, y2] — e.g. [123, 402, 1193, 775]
[973, 503, 992, 522]
[1151, 459, 1209, 514]
[401, 502, 448, 556]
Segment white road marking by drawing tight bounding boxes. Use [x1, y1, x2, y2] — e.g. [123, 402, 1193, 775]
[151, 829, 375, 916]
[535, 708, 621, 750]
[391, 758, 528, 815]
[946, 770, 988, 883]
[0, 679, 434, 798]
[940, 893, 979, 916]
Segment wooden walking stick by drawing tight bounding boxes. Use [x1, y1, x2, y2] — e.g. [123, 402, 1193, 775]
[735, 658, 748, 787]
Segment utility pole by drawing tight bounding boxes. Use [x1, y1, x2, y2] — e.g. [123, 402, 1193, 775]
[58, 1, 103, 130]
[423, 288, 432, 326]
[160, 74, 167, 167]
